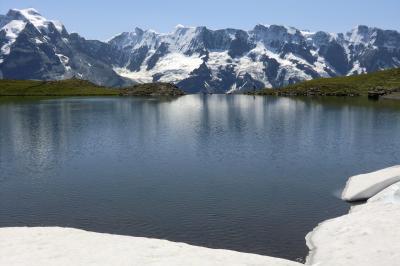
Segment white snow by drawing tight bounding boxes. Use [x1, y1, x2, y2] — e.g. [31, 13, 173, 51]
[306, 166, 400, 266]
[16, 8, 63, 33]
[393, 57, 400, 66]
[52, 20, 64, 32]
[1, 20, 26, 39]
[300, 30, 315, 37]
[175, 24, 185, 29]
[55, 53, 71, 72]
[345, 25, 378, 48]
[367, 182, 400, 204]
[0, 20, 27, 55]
[18, 8, 48, 29]
[0, 8, 65, 58]
[284, 26, 298, 35]
[34, 38, 43, 44]
[342, 165, 400, 201]
[348, 61, 366, 75]
[114, 52, 203, 83]
[306, 180, 400, 266]
[0, 227, 301, 266]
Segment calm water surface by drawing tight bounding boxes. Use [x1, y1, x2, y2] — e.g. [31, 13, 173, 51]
[0, 95, 400, 260]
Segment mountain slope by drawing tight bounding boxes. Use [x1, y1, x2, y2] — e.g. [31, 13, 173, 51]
[1, 8, 400, 93]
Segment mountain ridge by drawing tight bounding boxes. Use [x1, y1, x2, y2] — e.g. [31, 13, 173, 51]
[1, 8, 400, 93]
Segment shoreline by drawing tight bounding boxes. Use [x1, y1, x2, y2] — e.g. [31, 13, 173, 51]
[1, 166, 399, 265]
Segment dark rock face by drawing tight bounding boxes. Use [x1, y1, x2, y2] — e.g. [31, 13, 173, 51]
[228, 31, 253, 58]
[318, 41, 349, 75]
[126, 46, 149, 71]
[261, 56, 281, 87]
[1, 8, 400, 93]
[177, 62, 213, 93]
[280, 42, 316, 64]
[147, 42, 169, 70]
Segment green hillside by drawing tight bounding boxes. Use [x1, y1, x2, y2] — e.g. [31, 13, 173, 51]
[251, 68, 400, 97]
[0, 79, 119, 96]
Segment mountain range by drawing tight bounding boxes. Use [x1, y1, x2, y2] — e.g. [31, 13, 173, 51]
[1, 8, 400, 93]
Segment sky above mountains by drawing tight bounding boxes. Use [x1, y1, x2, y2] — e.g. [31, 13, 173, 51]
[1, 0, 399, 40]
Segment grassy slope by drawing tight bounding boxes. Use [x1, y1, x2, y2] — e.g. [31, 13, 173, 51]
[0, 79, 120, 96]
[252, 68, 400, 96]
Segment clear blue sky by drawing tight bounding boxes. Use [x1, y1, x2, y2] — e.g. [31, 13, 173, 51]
[1, 0, 399, 40]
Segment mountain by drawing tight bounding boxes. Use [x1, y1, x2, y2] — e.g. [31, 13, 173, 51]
[109, 25, 400, 93]
[1, 8, 400, 92]
[0, 8, 131, 87]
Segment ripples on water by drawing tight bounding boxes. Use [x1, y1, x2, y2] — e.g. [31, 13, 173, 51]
[0, 95, 399, 260]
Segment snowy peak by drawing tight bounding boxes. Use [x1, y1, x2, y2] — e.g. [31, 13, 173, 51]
[346, 25, 377, 45]
[4, 8, 65, 34]
[0, 8, 67, 58]
[345, 25, 400, 51]
[251, 24, 304, 47]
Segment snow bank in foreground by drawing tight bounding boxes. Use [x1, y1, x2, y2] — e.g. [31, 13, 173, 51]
[342, 165, 400, 201]
[3, 167, 400, 266]
[0, 227, 301, 266]
[307, 180, 400, 266]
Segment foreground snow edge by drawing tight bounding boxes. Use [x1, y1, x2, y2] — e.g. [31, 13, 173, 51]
[306, 166, 400, 266]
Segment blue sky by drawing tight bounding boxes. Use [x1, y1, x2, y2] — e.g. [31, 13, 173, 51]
[1, 0, 399, 40]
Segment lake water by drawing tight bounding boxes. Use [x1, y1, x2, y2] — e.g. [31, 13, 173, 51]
[0, 95, 399, 261]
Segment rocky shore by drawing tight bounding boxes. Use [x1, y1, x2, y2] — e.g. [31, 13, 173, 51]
[119, 83, 186, 97]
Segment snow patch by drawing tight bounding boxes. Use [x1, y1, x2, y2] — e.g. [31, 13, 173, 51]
[307, 179, 400, 266]
[0, 227, 301, 266]
[55, 53, 71, 71]
[0, 20, 27, 55]
[341, 165, 400, 201]
[348, 61, 366, 75]
[307, 166, 400, 266]
[17, 8, 63, 33]
[34, 38, 43, 44]
[175, 24, 185, 29]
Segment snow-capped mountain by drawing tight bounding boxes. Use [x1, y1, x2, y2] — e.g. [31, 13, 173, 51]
[1, 8, 400, 92]
[109, 24, 400, 93]
[0, 8, 130, 87]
